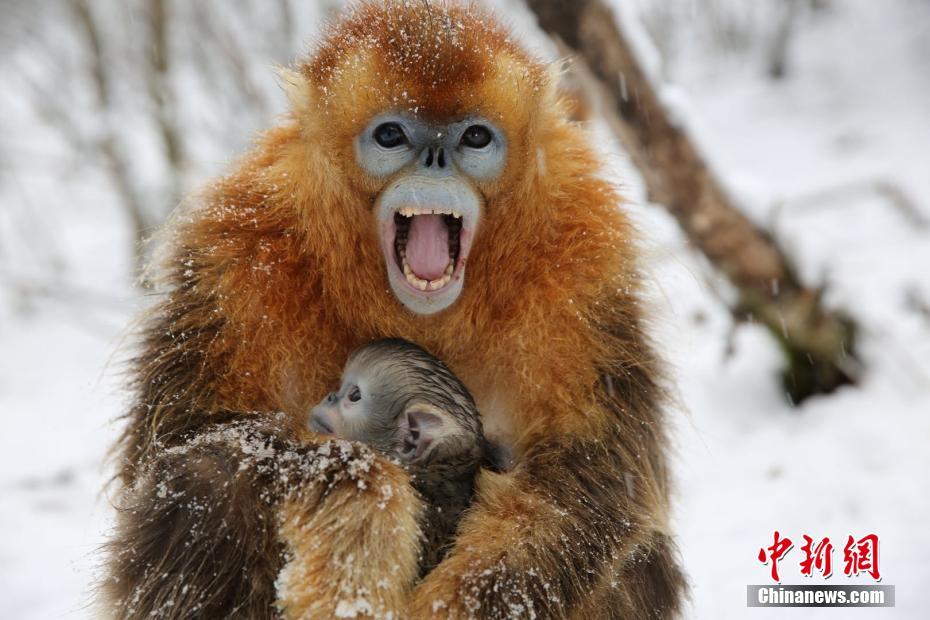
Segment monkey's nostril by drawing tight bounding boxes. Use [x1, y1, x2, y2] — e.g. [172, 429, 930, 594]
[437, 148, 446, 168]
[424, 147, 434, 167]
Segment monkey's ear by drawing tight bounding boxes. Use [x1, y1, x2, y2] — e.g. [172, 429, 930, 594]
[274, 66, 312, 112]
[400, 404, 458, 462]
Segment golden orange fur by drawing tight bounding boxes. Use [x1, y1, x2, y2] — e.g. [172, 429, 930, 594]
[105, 2, 686, 618]
[276, 459, 423, 619]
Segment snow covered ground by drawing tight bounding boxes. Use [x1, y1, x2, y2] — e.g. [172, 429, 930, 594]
[1, 1, 928, 618]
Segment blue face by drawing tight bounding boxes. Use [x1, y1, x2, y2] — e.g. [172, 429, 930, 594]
[356, 114, 509, 315]
[355, 113, 507, 181]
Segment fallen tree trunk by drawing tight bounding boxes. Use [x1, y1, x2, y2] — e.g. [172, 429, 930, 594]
[527, 0, 858, 403]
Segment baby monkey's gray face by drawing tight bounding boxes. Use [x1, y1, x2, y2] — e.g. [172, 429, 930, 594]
[310, 339, 484, 467]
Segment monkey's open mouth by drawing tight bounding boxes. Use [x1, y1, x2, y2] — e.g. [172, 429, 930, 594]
[380, 205, 474, 303]
[392, 209, 465, 291]
[377, 190, 479, 315]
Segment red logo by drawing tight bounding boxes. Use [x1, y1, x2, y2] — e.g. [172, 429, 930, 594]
[800, 535, 834, 578]
[758, 530, 794, 582]
[843, 534, 881, 580]
[758, 532, 880, 582]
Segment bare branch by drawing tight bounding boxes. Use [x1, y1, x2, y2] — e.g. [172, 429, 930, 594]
[147, 0, 185, 202]
[71, 0, 152, 283]
[768, 0, 801, 79]
[772, 178, 929, 229]
[527, 0, 859, 402]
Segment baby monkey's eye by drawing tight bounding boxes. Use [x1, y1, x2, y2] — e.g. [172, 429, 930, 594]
[373, 122, 408, 148]
[348, 386, 362, 402]
[460, 124, 492, 149]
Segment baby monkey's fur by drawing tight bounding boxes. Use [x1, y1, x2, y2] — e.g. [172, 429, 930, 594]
[311, 338, 496, 572]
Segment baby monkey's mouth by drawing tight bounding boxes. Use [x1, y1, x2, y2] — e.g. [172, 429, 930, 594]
[393, 208, 464, 292]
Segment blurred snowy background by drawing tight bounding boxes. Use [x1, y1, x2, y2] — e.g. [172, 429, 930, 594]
[1, 0, 928, 618]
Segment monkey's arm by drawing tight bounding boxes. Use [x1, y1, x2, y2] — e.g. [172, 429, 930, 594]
[275, 444, 424, 619]
[104, 419, 422, 619]
[407, 428, 684, 619]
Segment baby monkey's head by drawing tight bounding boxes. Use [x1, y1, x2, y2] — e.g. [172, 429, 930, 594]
[310, 339, 486, 473]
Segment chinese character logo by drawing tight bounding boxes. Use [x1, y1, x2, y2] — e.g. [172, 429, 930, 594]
[758, 531, 793, 582]
[843, 534, 881, 580]
[800, 535, 834, 578]
[758, 532, 880, 582]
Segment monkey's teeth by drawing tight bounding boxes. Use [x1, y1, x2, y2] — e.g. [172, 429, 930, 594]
[401, 256, 454, 291]
[428, 274, 452, 290]
[396, 207, 463, 219]
[401, 257, 427, 289]
[411, 275, 428, 290]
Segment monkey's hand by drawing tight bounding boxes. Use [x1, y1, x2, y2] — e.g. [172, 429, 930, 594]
[407, 434, 666, 619]
[275, 437, 424, 620]
[105, 417, 423, 619]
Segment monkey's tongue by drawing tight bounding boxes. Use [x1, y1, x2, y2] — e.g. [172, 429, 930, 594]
[405, 214, 451, 281]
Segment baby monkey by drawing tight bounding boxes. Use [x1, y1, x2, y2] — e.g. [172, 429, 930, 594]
[310, 338, 492, 572]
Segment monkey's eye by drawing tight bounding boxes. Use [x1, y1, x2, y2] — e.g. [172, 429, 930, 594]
[460, 124, 492, 149]
[348, 386, 362, 402]
[373, 122, 408, 148]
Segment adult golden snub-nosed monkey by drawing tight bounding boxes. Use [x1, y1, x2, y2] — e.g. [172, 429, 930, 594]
[102, 2, 687, 618]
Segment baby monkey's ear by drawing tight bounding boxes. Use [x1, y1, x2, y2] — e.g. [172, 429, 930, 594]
[400, 404, 459, 462]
